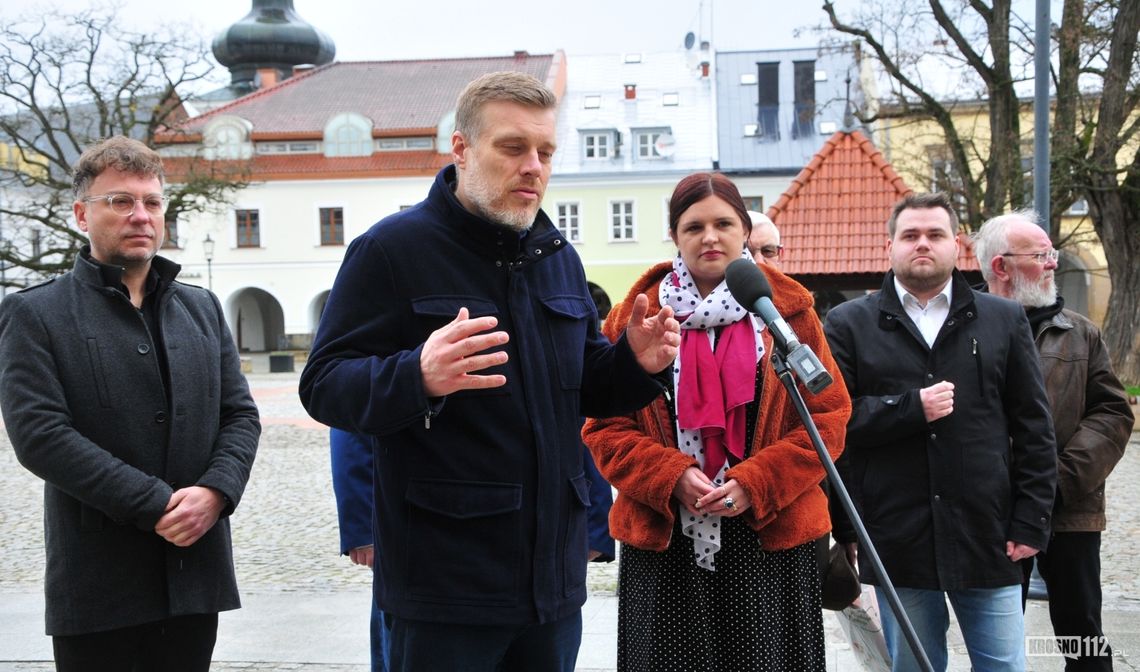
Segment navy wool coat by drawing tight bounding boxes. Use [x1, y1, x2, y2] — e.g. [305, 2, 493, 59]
[300, 165, 659, 626]
[0, 252, 260, 636]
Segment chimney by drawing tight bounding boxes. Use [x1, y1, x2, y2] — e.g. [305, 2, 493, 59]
[255, 67, 279, 89]
[624, 84, 637, 100]
[699, 61, 710, 78]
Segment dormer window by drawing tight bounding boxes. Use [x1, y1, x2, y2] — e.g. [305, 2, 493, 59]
[324, 113, 374, 157]
[580, 130, 617, 160]
[633, 127, 672, 160]
[203, 116, 253, 160]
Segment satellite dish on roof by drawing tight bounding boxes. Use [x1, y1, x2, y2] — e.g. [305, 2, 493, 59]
[684, 32, 696, 50]
[654, 133, 677, 157]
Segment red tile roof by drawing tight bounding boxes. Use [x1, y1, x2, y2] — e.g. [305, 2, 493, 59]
[767, 129, 978, 277]
[171, 53, 559, 138]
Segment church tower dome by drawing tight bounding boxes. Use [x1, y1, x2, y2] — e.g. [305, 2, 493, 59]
[212, 0, 335, 91]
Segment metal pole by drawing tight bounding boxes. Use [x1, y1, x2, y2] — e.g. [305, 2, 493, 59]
[1033, 0, 1051, 232]
[203, 234, 215, 292]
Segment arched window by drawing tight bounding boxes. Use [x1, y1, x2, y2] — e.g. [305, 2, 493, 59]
[203, 116, 252, 160]
[324, 113, 374, 157]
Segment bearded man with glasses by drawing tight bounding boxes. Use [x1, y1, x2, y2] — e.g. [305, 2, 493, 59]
[973, 211, 1133, 671]
[0, 136, 260, 671]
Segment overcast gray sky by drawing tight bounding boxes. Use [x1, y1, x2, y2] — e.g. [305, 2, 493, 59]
[7, 0, 826, 63]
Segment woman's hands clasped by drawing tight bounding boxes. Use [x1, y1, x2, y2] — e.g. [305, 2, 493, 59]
[672, 467, 751, 518]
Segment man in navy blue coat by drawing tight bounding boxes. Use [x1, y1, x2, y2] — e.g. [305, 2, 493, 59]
[300, 71, 679, 671]
[330, 428, 390, 672]
[330, 429, 614, 672]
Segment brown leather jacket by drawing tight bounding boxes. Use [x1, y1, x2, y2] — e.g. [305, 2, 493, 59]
[1036, 308, 1133, 532]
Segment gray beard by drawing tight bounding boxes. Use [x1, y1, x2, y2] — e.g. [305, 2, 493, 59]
[1010, 271, 1057, 308]
[462, 169, 537, 232]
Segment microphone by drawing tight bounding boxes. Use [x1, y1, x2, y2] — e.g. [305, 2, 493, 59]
[725, 258, 833, 395]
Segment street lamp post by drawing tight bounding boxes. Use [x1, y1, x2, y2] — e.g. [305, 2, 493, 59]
[203, 234, 215, 292]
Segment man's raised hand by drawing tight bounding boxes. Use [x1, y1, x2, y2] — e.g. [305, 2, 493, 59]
[626, 294, 681, 374]
[420, 307, 510, 397]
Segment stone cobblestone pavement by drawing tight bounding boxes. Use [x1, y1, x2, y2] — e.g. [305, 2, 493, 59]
[2, 367, 1137, 671]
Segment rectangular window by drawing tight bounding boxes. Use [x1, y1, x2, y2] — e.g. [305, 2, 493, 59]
[1067, 198, 1089, 215]
[555, 202, 581, 243]
[610, 200, 635, 241]
[635, 129, 665, 160]
[928, 147, 968, 221]
[744, 196, 764, 212]
[163, 212, 179, 248]
[236, 209, 260, 248]
[792, 60, 816, 138]
[319, 207, 344, 246]
[756, 62, 779, 142]
[582, 132, 611, 159]
[31, 229, 41, 258]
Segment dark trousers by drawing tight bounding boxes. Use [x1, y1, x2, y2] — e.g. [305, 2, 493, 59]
[1022, 531, 1112, 671]
[389, 609, 582, 672]
[52, 612, 218, 672]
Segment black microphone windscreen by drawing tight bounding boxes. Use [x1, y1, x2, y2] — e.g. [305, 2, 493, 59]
[725, 258, 772, 308]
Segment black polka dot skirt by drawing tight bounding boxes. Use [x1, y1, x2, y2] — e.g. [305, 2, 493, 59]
[616, 516, 825, 672]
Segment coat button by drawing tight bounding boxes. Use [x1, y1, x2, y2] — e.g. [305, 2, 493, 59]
[926, 373, 934, 380]
[154, 411, 167, 423]
[934, 494, 941, 502]
[930, 433, 937, 440]
[137, 343, 150, 354]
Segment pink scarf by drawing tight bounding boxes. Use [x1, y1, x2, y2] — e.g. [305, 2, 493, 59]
[677, 318, 756, 479]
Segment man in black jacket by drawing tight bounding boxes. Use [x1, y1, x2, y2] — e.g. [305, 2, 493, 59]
[823, 192, 1057, 672]
[973, 211, 1133, 670]
[0, 136, 260, 671]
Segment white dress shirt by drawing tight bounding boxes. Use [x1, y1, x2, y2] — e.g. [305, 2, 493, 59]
[894, 276, 953, 347]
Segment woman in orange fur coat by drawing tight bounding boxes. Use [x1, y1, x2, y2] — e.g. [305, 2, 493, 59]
[582, 172, 852, 672]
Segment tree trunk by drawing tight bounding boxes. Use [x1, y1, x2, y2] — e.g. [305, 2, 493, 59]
[1087, 0, 1140, 384]
[1098, 215, 1140, 385]
[1090, 149, 1140, 385]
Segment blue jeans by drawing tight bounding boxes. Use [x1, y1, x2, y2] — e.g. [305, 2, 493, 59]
[389, 610, 581, 672]
[879, 585, 1025, 672]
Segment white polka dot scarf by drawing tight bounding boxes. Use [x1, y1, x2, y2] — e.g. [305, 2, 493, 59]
[659, 249, 764, 571]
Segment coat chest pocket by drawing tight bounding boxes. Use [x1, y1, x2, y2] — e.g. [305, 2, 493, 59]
[85, 337, 114, 409]
[539, 295, 593, 390]
[411, 296, 507, 396]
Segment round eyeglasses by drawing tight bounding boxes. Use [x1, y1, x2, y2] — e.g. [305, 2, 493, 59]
[82, 193, 168, 216]
[757, 244, 784, 259]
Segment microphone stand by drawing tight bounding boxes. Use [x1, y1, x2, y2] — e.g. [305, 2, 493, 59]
[770, 349, 934, 672]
